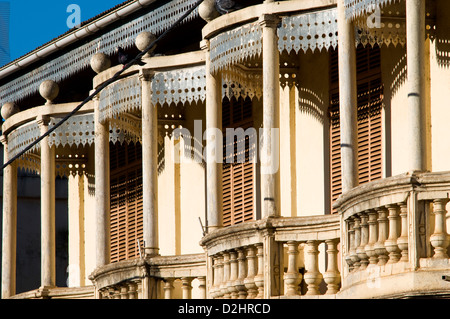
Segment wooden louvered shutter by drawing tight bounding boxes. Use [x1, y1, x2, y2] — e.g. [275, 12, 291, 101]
[329, 44, 383, 213]
[222, 96, 255, 227]
[110, 142, 144, 263]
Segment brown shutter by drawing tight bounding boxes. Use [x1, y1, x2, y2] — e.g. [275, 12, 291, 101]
[329, 45, 383, 213]
[110, 142, 144, 263]
[222, 96, 255, 227]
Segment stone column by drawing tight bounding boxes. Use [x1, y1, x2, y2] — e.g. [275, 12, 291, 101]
[94, 92, 110, 267]
[259, 14, 280, 218]
[1, 135, 17, 298]
[405, 0, 426, 172]
[201, 39, 223, 232]
[337, 0, 358, 192]
[37, 115, 56, 288]
[140, 69, 159, 257]
[365, 210, 379, 265]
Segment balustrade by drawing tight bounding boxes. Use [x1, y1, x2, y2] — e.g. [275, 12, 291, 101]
[207, 234, 341, 298]
[335, 172, 450, 298]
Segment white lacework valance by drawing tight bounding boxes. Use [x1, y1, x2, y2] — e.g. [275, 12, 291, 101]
[151, 65, 207, 106]
[209, 22, 263, 73]
[109, 113, 142, 145]
[0, 0, 199, 106]
[222, 66, 263, 100]
[48, 114, 95, 148]
[99, 76, 141, 123]
[344, 0, 400, 20]
[278, 8, 339, 54]
[7, 121, 40, 159]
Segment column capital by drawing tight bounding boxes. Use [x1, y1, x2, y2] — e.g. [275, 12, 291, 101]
[36, 115, 51, 127]
[90, 89, 100, 101]
[200, 39, 210, 52]
[258, 14, 280, 29]
[139, 69, 155, 82]
[0, 134, 7, 145]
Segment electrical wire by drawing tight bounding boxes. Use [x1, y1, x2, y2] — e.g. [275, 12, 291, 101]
[1, 0, 205, 171]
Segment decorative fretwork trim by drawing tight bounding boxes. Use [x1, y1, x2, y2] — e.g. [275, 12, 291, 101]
[278, 8, 339, 54]
[151, 65, 207, 106]
[210, 22, 263, 74]
[343, 0, 401, 20]
[0, 0, 199, 106]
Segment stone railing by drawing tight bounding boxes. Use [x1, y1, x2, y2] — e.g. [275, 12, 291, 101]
[200, 215, 341, 299]
[9, 286, 95, 299]
[334, 171, 450, 298]
[89, 253, 206, 299]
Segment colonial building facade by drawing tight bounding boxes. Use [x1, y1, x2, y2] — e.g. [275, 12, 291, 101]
[1, 0, 450, 299]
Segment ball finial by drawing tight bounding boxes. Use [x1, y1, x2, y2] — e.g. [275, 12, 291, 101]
[90, 52, 111, 74]
[135, 31, 157, 57]
[199, 0, 220, 22]
[39, 80, 59, 105]
[1, 102, 20, 120]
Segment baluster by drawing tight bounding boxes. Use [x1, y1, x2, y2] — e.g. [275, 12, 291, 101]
[385, 204, 401, 263]
[128, 281, 138, 299]
[397, 203, 409, 262]
[374, 207, 389, 265]
[430, 198, 450, 258]
[210, 256, 218, 299]
[304, 240, 323, 295]
[357, 212, 369, 268]
[244, 245, 258, 299]
[181, 277, 193, 299]
[216, 255, 224, 298]
[283, 241, 301, 296]
[163, 278, 175, 299]
[323, 239, 341, 294]
[352, 216, 362, 269]
[221, 252, 230, 298]
[228, 250, 239, 298]
[365, 210, 379, 265]
[198, 276, 207, 299]
[235, 248, 248, 299]
[345, 219, 355, 271]
[254, 243, 265, 298]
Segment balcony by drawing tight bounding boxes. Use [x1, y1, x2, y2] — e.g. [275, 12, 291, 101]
[335, 171, 450, 298]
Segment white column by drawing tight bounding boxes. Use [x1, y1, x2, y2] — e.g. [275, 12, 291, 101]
[94, 93, 110, 267]
[37, 115, 56, 288]
[201, 39, 223, 231]
[1, 136, 17, 298]
[405, 0, 426, 171]
[337, 0, 358, 192]
[140, 69, 159, 256]
[259, 14, 280, 218]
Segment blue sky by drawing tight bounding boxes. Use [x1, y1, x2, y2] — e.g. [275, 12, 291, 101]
[5, 0, 126, 62]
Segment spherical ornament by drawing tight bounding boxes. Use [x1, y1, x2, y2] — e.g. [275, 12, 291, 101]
[135, 31, 157, 56]
[199, 0, 220, 22]
[90, 52, 111, 74]
[1, 102, 20, 120]
[39, 80, 59, 105]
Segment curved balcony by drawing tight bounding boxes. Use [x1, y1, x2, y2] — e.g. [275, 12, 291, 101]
[200, 215, 341, 298]
[334, 171, 450, 298]
[89, 254, 206, 299]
